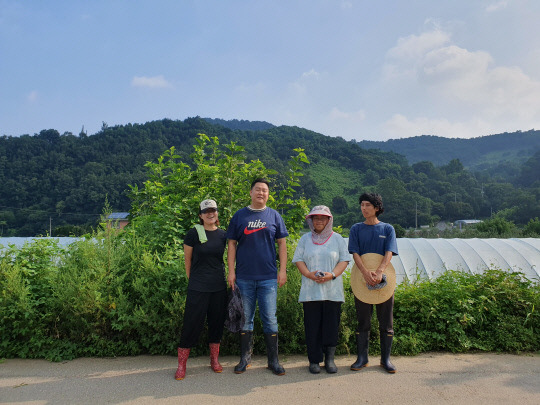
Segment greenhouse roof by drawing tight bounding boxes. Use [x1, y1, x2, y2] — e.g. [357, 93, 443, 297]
[389, 238, 539, 283]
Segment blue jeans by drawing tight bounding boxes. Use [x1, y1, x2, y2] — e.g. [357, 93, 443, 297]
[236, 278, 278, 333]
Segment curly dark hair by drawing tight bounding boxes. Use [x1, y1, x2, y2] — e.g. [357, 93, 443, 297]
[358, 192, 384, 217]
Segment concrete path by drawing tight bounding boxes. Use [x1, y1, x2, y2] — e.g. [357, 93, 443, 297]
[1, 353, 539, 404]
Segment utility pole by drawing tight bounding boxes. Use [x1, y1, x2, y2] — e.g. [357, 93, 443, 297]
[49, 217, 52, 236]
[415, 201, 418, 229]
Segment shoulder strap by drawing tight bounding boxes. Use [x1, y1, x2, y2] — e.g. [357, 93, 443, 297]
[194, 224, 208, 243]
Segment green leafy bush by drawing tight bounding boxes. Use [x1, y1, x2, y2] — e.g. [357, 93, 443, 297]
[1, 236, 538, 360]
[393, 269, 539, 354]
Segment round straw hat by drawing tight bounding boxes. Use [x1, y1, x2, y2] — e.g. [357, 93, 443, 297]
[350, 253, 396, 304]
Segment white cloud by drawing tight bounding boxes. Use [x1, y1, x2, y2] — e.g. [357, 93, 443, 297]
[301, 69, 320, 80]
[328, 107, 365, 122]
[419, 44, 540, 118]
[131, 75, 171, 89]
[27, 90, 38, 102]
[486, 1, 509, 12]
[288, 69, 322, 96]
[420, 45, 492, 84]
[380, 27, 540, 138]
[383, 30, 451, 81]
[386, 30, 450, 62]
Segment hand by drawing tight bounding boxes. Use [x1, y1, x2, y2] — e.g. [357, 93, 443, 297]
[362, 268, 377, 286]
[316, 272, 332, 283]
[278, 270, 287, 287]
[371, 271, 383, 284]
[227, 272, 236, 290]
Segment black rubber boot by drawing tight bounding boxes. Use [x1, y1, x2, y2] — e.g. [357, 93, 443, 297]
[350, 331, 369, 371]
[324, 346, 338, 373]
[380, 332, 396, 373]
[309, 362, 321, 374]
[234, 330, 253, 374]
[264, 332, 285, 375]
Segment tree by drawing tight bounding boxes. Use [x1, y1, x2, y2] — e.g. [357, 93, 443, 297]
[331, 196, 349, 214]
[522, 217, 540, 236]
[445, 201, 474, 221]
[517, 151, 540, 187]
[128, 134, 310, 254]
[393, 223, 406, 238]
[442, 159, 464, 175]
[476, 217, 515, 236]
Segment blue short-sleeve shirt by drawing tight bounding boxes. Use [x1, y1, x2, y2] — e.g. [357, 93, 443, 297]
[348, 222, 398, 257]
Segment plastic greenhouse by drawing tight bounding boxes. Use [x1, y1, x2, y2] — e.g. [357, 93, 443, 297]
[386, 238, 540, 284]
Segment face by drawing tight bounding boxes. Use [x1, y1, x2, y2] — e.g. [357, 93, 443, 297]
[250, 182, 269, 207]
[360, 200, 379, 219]
[311, 215, 330, 233]
[199, 208, 218, 226]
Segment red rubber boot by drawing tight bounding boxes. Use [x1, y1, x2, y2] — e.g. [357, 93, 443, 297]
[209, 343, 223, 373]
[175, 347, 190, 380]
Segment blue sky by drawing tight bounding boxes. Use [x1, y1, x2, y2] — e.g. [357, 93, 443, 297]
[2, 0, 540, 141]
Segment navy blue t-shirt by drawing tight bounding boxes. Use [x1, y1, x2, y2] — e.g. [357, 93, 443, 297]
[226, 206, 289, 280]
[348, 222, 398, 257]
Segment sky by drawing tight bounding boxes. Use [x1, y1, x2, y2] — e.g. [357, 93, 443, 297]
[2, 0, 540, 142]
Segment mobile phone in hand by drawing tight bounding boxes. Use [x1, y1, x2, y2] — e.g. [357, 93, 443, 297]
[314, 271, 325, 278]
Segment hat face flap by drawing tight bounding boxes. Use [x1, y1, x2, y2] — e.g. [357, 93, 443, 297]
[350, 253, 396, 304]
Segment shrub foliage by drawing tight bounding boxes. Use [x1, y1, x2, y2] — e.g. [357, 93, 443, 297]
[1, 236, 538, 361]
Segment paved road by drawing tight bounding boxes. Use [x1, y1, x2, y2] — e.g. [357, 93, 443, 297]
[1, 353, 539, 404]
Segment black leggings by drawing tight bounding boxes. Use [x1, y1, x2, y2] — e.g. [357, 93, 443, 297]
[179, 289, 227, 348]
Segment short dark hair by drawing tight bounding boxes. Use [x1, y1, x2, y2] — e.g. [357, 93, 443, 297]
[251, 178, 270, 190]
[359, 192, 385, 217]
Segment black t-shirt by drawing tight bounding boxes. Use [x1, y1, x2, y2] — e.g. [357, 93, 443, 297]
[184, 227, 227, 292]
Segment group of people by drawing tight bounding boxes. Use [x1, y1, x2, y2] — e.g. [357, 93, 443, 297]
[174, 178, 398, 380]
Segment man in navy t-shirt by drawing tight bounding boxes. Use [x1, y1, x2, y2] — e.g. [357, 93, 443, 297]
[348, 192, 399, 373]
[227, 178, 288, 376]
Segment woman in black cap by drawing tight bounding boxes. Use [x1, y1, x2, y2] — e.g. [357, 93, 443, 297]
[175, 199, 227, 380]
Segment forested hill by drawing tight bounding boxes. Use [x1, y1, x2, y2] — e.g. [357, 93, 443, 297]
[357, 130, 540, 170]
[202, 118, 275, 131]
[1, 117, 538, 236]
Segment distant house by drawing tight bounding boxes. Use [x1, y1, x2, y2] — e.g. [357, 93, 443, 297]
[453, 219, 483, 230]
[106, 212, 130, 229]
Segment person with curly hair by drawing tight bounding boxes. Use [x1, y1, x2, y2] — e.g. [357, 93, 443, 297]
[348, 193, 399, 373]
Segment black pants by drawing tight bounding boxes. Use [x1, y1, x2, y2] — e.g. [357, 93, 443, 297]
[303, 301, 342, 363]
[354, 295, 394, 334]
[179, 289, 227, 348]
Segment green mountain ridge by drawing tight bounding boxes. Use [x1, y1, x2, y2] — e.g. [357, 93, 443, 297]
[0, 118, 538, 236]
[357, 130, 540, 169]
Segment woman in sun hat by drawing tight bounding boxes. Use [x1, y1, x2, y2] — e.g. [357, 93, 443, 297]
[175, 199, 227, 380]
[292, 205, 350, 374]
